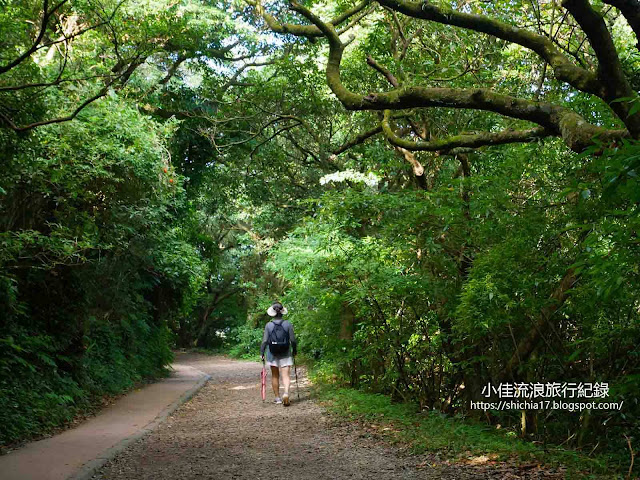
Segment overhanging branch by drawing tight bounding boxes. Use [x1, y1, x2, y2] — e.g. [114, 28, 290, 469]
[332, 124, 383, 155]
[0, 0, 69, 75]
[1, 57, 145, 133]
[382, 111, 552, 151]
[562, 0, 640, 136]
[247, 0, 370, 38]
[376, 0, 602, 96]
[288, 1, 629, 152]
[602, 0, 640, 49]
[366, 55, 400, 87]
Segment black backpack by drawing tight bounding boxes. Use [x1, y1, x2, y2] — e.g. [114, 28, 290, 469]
[268, 321, 290, 355]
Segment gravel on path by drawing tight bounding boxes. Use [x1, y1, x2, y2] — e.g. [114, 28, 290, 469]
[93, 353, 565, 480]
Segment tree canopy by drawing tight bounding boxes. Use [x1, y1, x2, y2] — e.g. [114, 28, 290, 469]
[1, 0, 640, 474]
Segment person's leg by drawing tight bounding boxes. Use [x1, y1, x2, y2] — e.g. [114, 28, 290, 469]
[270, 366, 280, 398]
[280, 366, 291, 396]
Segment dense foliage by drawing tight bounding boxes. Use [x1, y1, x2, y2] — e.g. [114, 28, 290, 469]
[1, 0, 639, 474]
[0, 99, 182, 443]
[0, 0, 249, 444]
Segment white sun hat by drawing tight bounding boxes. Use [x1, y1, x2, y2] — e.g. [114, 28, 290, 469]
[267, 304, 288, 317]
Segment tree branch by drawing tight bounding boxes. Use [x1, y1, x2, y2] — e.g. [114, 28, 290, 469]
[32, 19, 110, 54]
[219, 55, 285, 93]
[562, 0, 640, 137]
[0, 0, 68, 75]
[366, 55, 400, 87]
[382, 110, 553, 151]
[375, 0, 602, 96]
[333, 124, 383, 155]
[501, 268, 579, 381]
[288, 1, 629, 152]
[1, 57, 145, 132]
[0, 73, 115, 92]
[249, 123, 300, 159]
[247, 0, 370, 38]
[159, 55, 188, 84]
[602, 0, 640, 49]
[1, 85, 111, 132]
[364, 55, 431, 184]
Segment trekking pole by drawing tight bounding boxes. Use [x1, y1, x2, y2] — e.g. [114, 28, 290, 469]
[261, 358, 267, 402]
[293, 354, 300, 401]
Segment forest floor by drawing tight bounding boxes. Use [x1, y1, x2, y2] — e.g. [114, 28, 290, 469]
[92, 353, 571, 479]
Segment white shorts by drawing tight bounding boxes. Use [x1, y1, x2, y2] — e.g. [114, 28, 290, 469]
[266, 349, 293, 368]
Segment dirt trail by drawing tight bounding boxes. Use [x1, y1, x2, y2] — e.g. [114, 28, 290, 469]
[92, 354, 560, 479]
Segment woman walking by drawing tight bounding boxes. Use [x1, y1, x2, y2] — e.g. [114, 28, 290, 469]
[260, 302, 297, 406]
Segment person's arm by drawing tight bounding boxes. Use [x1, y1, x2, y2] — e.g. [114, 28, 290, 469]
[260, 323, 270, 358]
[289, 322, 297, 356]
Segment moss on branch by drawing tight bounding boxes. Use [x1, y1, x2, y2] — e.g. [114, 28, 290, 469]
[376, 0, 602, 96]
[284, 0, 630, 152]
[381, 111, 552, 151]
[247, 0, 370, 38]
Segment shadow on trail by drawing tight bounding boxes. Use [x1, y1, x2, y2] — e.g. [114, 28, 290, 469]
[93, 354, 564, 480]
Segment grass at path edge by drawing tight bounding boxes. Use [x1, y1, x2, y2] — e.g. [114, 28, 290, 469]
[306, 365, 623, 479]
[216, 349, 624, 478]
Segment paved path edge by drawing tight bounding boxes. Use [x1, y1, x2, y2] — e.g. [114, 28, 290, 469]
[68, 370, 211, 480]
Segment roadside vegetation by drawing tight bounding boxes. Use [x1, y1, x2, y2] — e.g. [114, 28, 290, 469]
[2, 0, 639, 476]
[309, 362, 620, 479]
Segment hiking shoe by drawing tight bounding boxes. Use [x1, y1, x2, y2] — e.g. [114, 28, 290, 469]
[274, 397, 282, 404]
[282, 393, 290, 406]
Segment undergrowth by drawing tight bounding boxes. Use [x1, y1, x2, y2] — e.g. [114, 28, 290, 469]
[307, 359, 625, 480]
[226, 325, 264, 360]
[0, 318, 173, 448]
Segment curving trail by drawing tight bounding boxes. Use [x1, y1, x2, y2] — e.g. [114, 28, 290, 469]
[92, 353, 561, 480]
